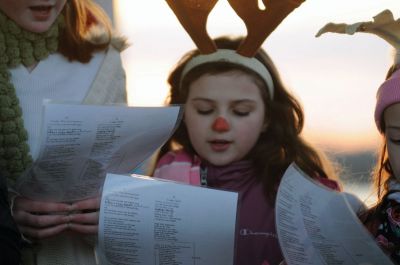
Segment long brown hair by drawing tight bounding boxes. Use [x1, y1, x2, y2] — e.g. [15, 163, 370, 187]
[155, 36, 337, 199]
[58, 0, 114, 62]
[372, 64, 399, 200]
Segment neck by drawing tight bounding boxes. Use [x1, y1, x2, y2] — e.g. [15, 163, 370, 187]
[0, 11, 64, 67]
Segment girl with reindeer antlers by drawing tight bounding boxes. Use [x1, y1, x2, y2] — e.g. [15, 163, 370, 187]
[152, 0, 348, 264]
[318, 9, 400, 264]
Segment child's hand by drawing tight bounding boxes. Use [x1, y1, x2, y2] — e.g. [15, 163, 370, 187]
[12, 195, 101, 239]
[12, 196, 71, 239]
[67, 196, 101, 235]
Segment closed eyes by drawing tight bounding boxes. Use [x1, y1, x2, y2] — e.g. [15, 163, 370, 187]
[233, 110, 250, 116]
[197, 109, 213, 115]
[196, 109, 251, 117]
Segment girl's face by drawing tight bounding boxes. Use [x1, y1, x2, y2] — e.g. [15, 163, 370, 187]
[184, 71, 266, 166]
[384, 103, 400, 180]
[0, 0, 67, 33]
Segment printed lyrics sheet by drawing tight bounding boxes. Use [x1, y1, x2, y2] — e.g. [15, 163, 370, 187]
[16, 103, 181, 202]
[276, 164, 394, 265]
[98, 174, 238, 265]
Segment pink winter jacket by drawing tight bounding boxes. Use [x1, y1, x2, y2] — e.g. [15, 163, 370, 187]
[154, 150, 202, 185]
[154, 150, 339, 190]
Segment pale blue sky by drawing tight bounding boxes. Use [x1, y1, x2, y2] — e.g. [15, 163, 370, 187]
[114, 0, 400, 153]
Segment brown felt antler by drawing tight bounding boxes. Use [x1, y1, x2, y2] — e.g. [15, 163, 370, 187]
[166, 0, 305, 57]
[165, 0, 218, 54]
[228, 0, 305, 57]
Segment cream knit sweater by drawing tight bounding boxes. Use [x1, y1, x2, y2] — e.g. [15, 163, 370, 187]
[15, 45, 127, 265]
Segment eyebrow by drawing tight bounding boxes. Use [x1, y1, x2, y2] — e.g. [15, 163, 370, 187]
[191, 98, 213, 103]
[191, 98, 257, 104]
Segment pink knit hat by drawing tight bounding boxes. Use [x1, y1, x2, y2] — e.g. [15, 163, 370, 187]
[375, 68, 400, 132]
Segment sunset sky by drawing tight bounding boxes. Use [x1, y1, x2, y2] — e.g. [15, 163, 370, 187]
[108, 0, 400, 153]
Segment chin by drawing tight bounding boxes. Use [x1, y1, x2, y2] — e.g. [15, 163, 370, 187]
[28, 23, 55, 33]
[206, 157, 234, 167]
[21, 17, 58, 33]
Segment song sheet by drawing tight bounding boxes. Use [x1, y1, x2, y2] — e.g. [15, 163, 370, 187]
[276, 163, 394, 265]
[98, 173, 238, 265]
[16, 103, 181, 202]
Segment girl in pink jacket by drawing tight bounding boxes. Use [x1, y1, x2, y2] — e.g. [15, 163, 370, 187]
[153, 36, 340, 265]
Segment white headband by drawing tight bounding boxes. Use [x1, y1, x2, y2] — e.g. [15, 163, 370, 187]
[180, 49, 274, 98]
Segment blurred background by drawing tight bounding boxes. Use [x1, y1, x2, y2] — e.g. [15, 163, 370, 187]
[100, 0, 400, 205]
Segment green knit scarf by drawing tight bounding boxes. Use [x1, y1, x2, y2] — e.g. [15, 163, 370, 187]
[0, 11, 64, 184]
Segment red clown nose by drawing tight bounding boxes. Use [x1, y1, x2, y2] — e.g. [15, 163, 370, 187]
[212, 117, 230, 132]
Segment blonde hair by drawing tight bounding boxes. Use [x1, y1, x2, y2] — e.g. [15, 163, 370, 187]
[59, 0, 117, 62]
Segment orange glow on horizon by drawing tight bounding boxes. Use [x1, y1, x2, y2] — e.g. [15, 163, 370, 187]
[304, 128, 381, 154]
[114, 0, 400, 154]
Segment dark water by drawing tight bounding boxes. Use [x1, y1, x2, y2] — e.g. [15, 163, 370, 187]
[343, 182, 377, 207]
[330, 150, 378, 207]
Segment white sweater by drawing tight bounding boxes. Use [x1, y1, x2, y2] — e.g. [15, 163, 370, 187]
[12, 46, 127, 265]
[11, 52, 104, 160]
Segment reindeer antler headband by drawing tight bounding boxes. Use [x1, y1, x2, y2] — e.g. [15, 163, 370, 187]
[166, 0, 306, 98]
[316, 9, 400, 132]
[316, 9, 400, 62]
